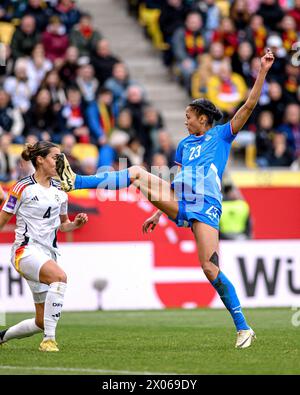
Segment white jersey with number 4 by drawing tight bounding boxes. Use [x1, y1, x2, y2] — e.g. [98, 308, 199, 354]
[2, 175, 68, 252]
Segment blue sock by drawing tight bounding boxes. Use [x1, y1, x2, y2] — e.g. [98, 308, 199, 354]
[211, 272, 250, 331]
[74, 169, 131, 190]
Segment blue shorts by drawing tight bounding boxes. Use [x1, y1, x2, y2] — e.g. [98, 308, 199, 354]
[170, 195, 222, 230]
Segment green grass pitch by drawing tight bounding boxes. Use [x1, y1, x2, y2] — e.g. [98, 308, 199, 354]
[0, 308, 299, 375]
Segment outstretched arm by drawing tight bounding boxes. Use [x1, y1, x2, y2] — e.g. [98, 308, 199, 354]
[230, 49, 275, 135]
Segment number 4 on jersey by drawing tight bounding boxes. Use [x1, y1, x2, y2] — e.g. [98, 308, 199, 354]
[43, 207, 52, 218]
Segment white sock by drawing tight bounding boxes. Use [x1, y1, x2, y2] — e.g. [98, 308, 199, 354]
[44, 282, 67, 340]
[2, 318, 42, 342]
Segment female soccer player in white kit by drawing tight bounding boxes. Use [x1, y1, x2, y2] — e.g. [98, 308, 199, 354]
[0, 142, 88, 352]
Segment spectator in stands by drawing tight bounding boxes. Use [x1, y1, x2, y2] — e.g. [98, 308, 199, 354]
[40, 69, 66, 111]
[142, 105, 164, 163]
[265, 35, 287, 84]
[55, 0, 81, 33]
[86, 88, 117, 145]
[258, 81, 287, 127]
[97, 129, 129, 168]
[191, 41, 225, 99]
[158, 0, 186, 66]
[211, 17, 239, 57]
[280, 15, 298, 52]
[277, 103, 300, 158]
[202, 0, 220, 43]
[230, 0, 251, 35]
[91, 39, 120, 86]
[257, 0, 284, 31]
[245, 14, 267, 57]
[76, 63, 99, 103]
[23, 88, 59, 141]
[22, 0, 52, 32]
[10, 14, 40, 60]
[231, 41, 254, 87]
[104, 62, 135, 109]
[42, 15, 69, 65]
[58, 45, 79, 87]
[122, 85, 149, 146]
[70, 12, 102, 56]
[27, 44, 53, 94]
[0, 133, 17, 181]
[288, 0, 300, 32]
[116, 109, 135, 138]
[157, 130, 176, 168]
[219, 182, 252, 240]
[60, 133, 84, 174]
[4, 58, 36, 113]
[122, 137, 145, 167]
[255, 110, 275, 167]
[151, 151, 169, 180]
[0, 89, 24, 143]
[284, 63, 300, 103]
[59, 86, 90, 143]
[267, 132, 294, 167]
[172, 11, 205, 91]
[206, 58, 247, 116]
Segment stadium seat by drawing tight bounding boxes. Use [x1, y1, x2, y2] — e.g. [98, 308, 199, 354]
[8, 144, 23, 157]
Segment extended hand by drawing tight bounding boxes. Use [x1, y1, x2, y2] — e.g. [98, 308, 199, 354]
[142, 213, 161, 234]
[261, 48, 275, 72]
[74, 213, 88, 229]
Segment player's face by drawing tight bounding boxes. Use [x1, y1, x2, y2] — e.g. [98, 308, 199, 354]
[40, 147, 61, 177]
[185, 107, 204, 135]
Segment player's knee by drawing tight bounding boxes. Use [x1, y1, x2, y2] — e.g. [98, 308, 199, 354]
[53, 271, 67, 284]
[201, 261, 216, 279]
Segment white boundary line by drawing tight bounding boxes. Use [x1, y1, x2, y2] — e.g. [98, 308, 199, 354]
[0, 365, 179, 375]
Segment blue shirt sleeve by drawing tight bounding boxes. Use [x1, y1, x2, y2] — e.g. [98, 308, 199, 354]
[174, 140, 184, 165]
[218, 122, 236, 144]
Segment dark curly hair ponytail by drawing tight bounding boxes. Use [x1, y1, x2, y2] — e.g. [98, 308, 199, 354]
[189, 98, 223, 125]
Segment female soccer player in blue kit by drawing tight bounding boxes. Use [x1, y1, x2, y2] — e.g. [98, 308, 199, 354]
[56, 49, 274, 348]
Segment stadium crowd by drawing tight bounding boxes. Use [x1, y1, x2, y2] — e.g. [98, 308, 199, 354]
[0, 0, 170, 182]
[127, 0, 300, 169]
[0, 0, 300, 183]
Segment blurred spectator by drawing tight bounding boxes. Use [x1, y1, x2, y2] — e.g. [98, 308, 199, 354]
[116, 109, 135, 138]
[219, 182, 252, 240]
[22, 0, 52, 32]
[55, 0, 81, 32]
[104, 62, 135, 109]
[42, 15, 69, 65]
[40, 69, 66, 111]
[280, 15, 298, 52]
[245, 14, 267, 57]
[288, 0, 300, 31]
[277, 103, 300, 158]
[70, 12, 102, 56]
[158, 0, 186, 66]
[91, 39, 120, 86]
[61, 133, 85, 174]
[76, 63, 99, 102]
[172, 11, 205, 91]
[58, 45, 79, 87]
[86, 88, 117, 145]
[0, 134, 17, 181]
[59, 86, 90, 143]
[191, 41, 225, 99]
[230, 0, 251, 34]
[27, 44, 53, 93]
[258, 81, 288, 127]
[267, 132, 294, 167]
[10, 14, 40, 59]
[231, 41, 254, 86]
[151, 152, 170, 180]
[4, 58, 36, 113]
[211, 17, 238, 57]
[206, 58, 247, 115]
[98, 129, 130, 168]
[255, 111, 275, 167]
[23, 88, 59, 140]
[265, 35, 287, 84]
[157, 131, 176, 168]
[0, 89, 24, 143]
[201, 0, 220, 43]
[122, 137, 145, 166]
[284, 63, 300, 103]
[257, 0, 284, 30]
[142, 105, 164, 163]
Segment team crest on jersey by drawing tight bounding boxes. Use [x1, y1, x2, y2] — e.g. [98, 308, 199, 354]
[6, 195, 17, 210]
[55, 194, 60, 204]
[205, 205, 220, 222]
